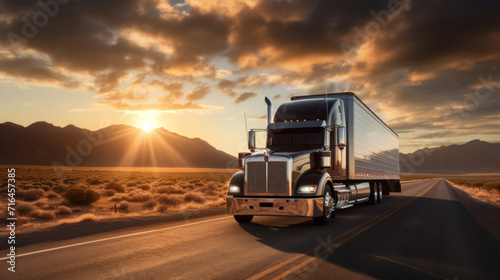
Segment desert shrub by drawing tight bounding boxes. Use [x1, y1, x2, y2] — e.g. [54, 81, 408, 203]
[483, 181, 500, 191]
[155, 194, 181, 206]
[117, 201, 130, 211]
[44, 181, 54, 187]
[72, 207, 82, 213]
[127, 192, 152, 202]
[156, 185, 186, 194]
[110, 195, 127, 202]
[63, 186, 100, 205]
[56, 205, 73, 215]
[63, 178, 77, 185]
[53, 184, 68, 193]
[46, 191, 60, 199]
[190, 179, 201, 184]
[126, 182, 137, 187]
[155, 204, 169, 213]
[17, 201, 37, 215]
[105, 181, 125, 193]
[103, 189, 116, 196]
[183, 193, 205, 203]
[34, 201, 47, 208]
[87, 178, 103, 185]
[163, 181, 175, 186]
[22, 189, 46, 201]
[31, 209, 56, 220]
[137, 184, 151, 191]
[41, 185, 51, 191]
[142, 199, 157, 208]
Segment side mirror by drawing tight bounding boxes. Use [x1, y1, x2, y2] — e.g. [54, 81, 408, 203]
[338, 126, 346, 150]
[248, 131, 256, 150]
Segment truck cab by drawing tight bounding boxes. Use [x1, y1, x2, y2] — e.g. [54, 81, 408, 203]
[226, 92, 400, 225]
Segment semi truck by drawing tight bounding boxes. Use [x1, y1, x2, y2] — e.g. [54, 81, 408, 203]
[226, 92, 401, 225]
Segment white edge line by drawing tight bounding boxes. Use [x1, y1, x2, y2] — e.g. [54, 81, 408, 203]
[0, 215, 231, 260]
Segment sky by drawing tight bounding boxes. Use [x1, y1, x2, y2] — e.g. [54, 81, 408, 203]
[0, 0, 499, 156]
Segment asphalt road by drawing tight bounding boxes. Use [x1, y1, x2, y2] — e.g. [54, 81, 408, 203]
[2, 179, 500, 279]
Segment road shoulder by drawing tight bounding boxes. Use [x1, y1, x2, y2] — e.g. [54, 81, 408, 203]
[446, 180, 500, 242]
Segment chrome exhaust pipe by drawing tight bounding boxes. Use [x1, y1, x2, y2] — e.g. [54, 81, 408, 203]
[265, 97, 272, 124]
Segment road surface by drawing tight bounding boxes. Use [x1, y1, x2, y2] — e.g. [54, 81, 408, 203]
[1, 178, 500, 279]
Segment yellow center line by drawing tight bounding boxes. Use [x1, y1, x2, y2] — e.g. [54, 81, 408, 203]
[248, 180, 438, 280]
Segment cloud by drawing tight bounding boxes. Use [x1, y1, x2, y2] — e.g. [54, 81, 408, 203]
[0, 55, 85, 89]
[0, 0, 499, 148]
[235, 91, 258, 103]
[186, 85, 210, 101]
[217, 79, 237, 97]
[95, 71, 131, 93]
[249, 114, 266, 120]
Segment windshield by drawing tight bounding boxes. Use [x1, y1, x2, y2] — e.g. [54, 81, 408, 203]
[268, 128, 325, 149]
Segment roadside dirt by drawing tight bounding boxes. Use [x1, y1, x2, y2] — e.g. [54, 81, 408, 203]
[447, 180, 500, 243]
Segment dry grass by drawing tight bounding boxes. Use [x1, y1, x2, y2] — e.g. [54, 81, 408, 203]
[155, 185, 186, 194]
[22, 189, 46, 201]
[183, 193, 205, 203]
[155, 194, 182, 206]
[142, 199, 157, 208]
[56, 205, 73, 215]
[31, 209, 56, 220]
[105, 181, 125, 192]
[117, 201, 130, 211]
[0, 166, 235, 234]
[17, 201, 37, 215]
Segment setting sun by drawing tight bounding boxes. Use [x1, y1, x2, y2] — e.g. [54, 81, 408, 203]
[139, 120, 156, 132]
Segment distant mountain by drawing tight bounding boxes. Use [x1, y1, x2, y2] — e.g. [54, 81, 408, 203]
[400, 140, 500, 174]
[0, 122, 237, 168]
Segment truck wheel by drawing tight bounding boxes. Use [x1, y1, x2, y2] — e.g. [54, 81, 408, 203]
[313, 187, 335, 226]
[369, 183, 377, 205]
[377, 183, 382, 204]
[234, 215, 253, 223]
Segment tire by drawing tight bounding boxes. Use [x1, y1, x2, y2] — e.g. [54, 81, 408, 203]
[313, 186, 335, 226]
[377, 183, 382, 204]
[234, 215, 253, 223]
[369, 182, 377, 205]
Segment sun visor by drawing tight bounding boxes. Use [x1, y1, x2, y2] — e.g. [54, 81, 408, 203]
[267, 120, 327, 130]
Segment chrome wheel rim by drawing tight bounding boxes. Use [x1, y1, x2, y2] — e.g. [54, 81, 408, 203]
[324, 191, 334, 218]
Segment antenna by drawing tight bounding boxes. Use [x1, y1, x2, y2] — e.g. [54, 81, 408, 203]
[325, 85, 329, 127]
[244, 112, 248, 140]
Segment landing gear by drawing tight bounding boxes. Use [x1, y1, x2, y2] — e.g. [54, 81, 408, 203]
[313, 187, 335, 226]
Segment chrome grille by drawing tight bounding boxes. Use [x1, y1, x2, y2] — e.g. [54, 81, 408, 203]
[246, 161, 266, 194]
[245, 157, 290, 195]
[268, 161, 288, 194]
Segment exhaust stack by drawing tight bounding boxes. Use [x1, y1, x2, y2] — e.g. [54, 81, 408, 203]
[265, 97, 273, 124]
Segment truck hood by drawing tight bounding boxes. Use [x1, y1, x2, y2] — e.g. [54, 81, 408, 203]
[272, 149, 322, 175]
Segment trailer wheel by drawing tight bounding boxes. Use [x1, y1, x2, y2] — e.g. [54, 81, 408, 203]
[369, 182, 377, 205]
[234, 215, 253, 223]
[377, 183, 382, 204]
[313, 187, 335, 226]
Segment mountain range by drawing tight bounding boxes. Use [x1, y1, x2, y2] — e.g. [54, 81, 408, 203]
[400, 139, 500, 174]
[0, 122, 498, 173]
[0, 121, 237, 168]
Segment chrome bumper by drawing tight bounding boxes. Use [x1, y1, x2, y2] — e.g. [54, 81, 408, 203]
[226, 196, 324, 217]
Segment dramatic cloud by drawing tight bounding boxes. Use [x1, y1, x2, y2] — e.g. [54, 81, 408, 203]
[1, 0, 499, 150]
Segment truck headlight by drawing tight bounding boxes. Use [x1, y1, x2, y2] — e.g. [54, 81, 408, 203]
[228, 185, 241, 193]
[298, 185, 317, 193]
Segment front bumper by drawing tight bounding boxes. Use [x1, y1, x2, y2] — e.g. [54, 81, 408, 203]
[226, 196, 324, 217]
